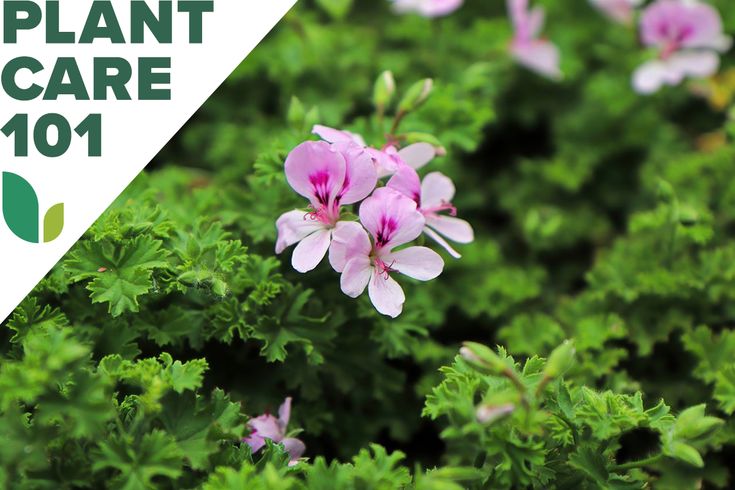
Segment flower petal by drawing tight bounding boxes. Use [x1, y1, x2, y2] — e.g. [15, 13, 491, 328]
[244, 433, 267, 454]
[285, 141, 346, 209]
[387, 165, 422, 204]
[421, 172, 456, 209]
[398, 143, 436, 170]
[426, 215, 475, 244]
[312, 125, 365, 145]
[590, 0, 639, 25]
[275, 210, 327, 254]
[632, 59, 681, 94]
[368, 147, 402, 178]
[329, 221, 372, 273]
[278, 397, 292, 428]
[282, 438, 306, 463]
[368, 270, 406, 318]
[526, 6, 545, 39]
[669, 51, 720, 79]
[424, 228, 462, 259]
[359, 187, 425, 251]
[511, 40, 562, 80]
[508, 0, 529, 33]
[341, 256, 373, 298]
[339, 146, 378, 205]
[292, 228, 332, 273]
[247, 414, 282, 444]
[384, 246, 444, 281]
[392, 0, 463, 17]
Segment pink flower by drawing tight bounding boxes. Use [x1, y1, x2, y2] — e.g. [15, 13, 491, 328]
[276, 141, 377, 272]
[244, 398, 305, 466]
[589, 0, 642, 25]
[508, 0, 562, 80]
[329, 188, 444, 318]
[388, 165, 474, 258]
[312, 125, 436, 178]
[633, 0, 732, 94]
[390, 0, 463, 17]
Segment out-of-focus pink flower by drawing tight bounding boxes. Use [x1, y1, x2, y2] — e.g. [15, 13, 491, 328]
[276, 141, 377, 272]
[633, 0, 732, 94]
[388, 166, 474, 258]
[329, 188, 444, 318]
[245, 398, 305, 466]
[390, 0, 463, 18]
[508, 0, 562, 80]
[589, 0, 642, 25]
[313, 125, 436, 178]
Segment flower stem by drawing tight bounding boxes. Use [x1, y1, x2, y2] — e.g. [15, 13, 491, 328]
[612, 453, 663, 471]
[390, 110, 406, 135]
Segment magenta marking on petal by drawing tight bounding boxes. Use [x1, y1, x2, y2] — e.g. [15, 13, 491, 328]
[375, 216, 399, 248]
[309, 171, 332, 207]
[423, 200, 457, 217]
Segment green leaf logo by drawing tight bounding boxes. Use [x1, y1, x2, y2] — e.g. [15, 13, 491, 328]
[2, 172, 64, 244]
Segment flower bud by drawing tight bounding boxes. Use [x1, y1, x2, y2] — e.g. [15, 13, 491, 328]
[543, 340, 575, 379]
[476, 403, 515, 424]
[398, 78, 433, 113]
[373, 70, 396, 110]
[674, 404, 724, 440]
[287, 96, 305, 127]
[460, 342, 507, 374]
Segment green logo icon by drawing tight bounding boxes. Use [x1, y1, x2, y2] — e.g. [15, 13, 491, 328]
[2, 172, 64, 244]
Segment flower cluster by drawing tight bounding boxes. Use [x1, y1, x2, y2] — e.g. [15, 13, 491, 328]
[633, 0, 732, 94]
[276, 125, 473, 318]
[394, 0, 731, 94]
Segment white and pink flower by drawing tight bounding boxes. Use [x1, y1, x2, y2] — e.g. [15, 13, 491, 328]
[390, 0, 463, 18]
[633, 0, 732, 94]
[329, 188, 444, 318]
[244, 397, 305, 466]
[388, 165, 474, 258]
[312, 125, 436, 178]
[275, 141, 378, 272]
[508, 0, 562, 80]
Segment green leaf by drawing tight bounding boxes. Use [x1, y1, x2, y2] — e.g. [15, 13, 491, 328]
[714, 365, 735, 415]
[159, 389, 246, 470]
[5, 297, 69, 343]
[314, 0, 353, 19]
[568, 447, 609, 487]
[162, 354, 209, 394]
[663, 441, 704, 468]
[65, 236, 169, 317]
[681, 325, 735, 384]
[93, 430, 183, 490]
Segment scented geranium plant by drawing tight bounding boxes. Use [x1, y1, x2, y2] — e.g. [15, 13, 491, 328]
[3, 0, 735, 488]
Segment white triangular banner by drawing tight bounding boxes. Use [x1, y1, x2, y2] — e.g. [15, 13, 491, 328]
[0, 0, 297, 322]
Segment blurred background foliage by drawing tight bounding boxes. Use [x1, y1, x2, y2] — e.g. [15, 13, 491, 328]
[3, 0, 735, 488]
